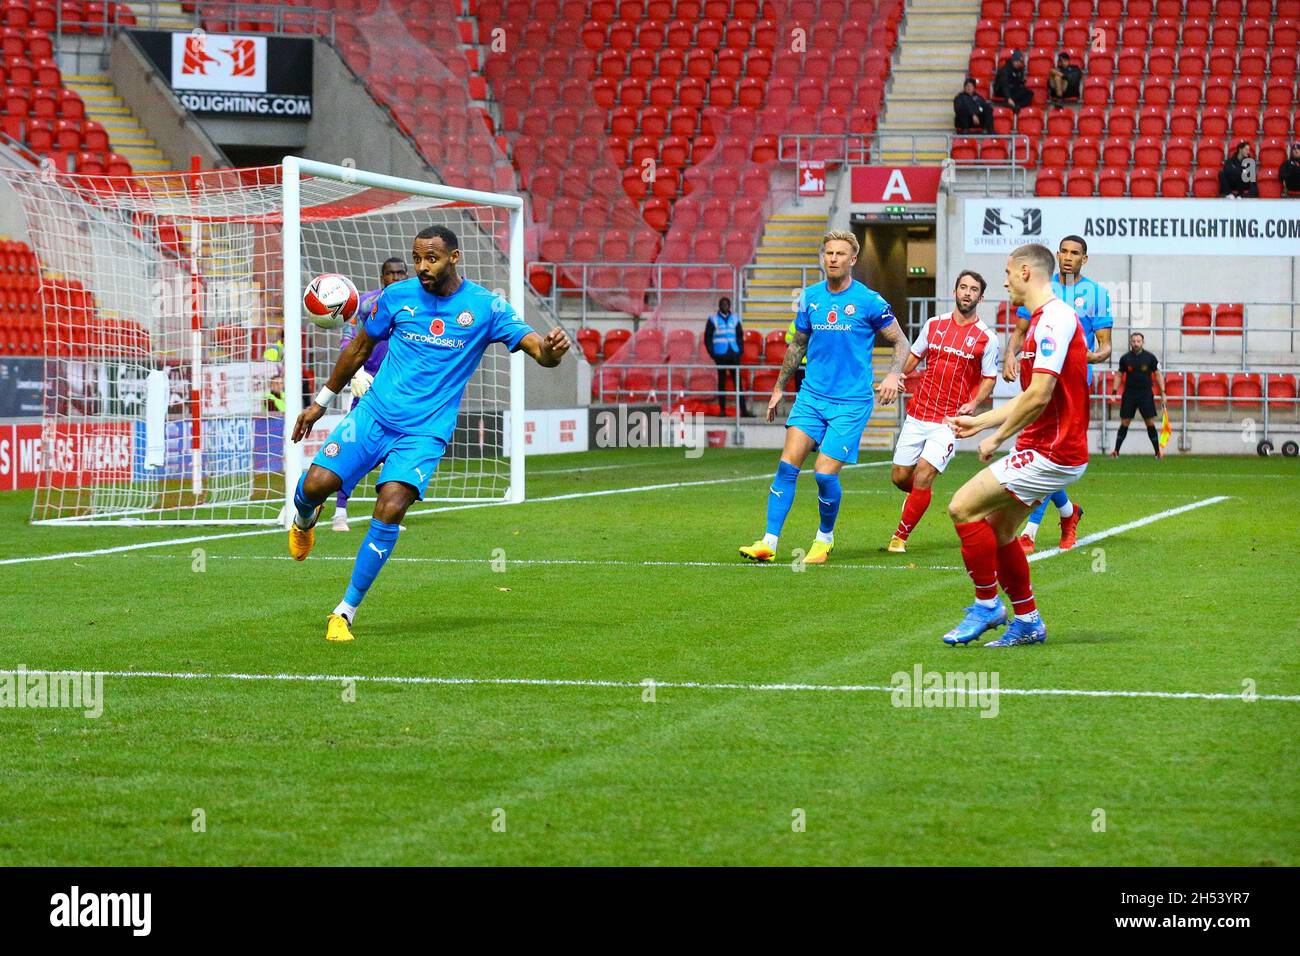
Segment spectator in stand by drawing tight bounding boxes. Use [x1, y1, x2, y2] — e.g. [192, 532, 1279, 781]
[704, 297, 743, 416]
[993, 50, 1033, 113]
[954, 77, 994, 134]
[1280, 142, 1300, 196]
[1219, 141, 1260, 198]
[1048, 52, 1082, 107]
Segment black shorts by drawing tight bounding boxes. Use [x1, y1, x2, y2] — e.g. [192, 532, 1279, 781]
[1121, 390, 1157, 420]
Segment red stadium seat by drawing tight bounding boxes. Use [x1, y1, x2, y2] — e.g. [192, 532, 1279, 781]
[1158, 168, 1189, 197]
[1214, 303, 1244, 336]
[1130, 167, 1159, 197]
[1036, 168, 1065, 196]
[1192, 167, 1220, 197]
[1098, 167, 1126, 196]
[1197, 373, 1229, 408]
[1107, 105, 1137, 137]
[1066, 168, 1095, 196]
[1181, 303, 1212, 335]
[1102, 137, 1131, 167]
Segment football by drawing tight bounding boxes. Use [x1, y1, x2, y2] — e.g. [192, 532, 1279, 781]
[303, 273, 359, 329]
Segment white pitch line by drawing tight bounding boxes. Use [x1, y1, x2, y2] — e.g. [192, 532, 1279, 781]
[8, 668, 1297, 703]
[134, 553, 965, 571]
[1027, 495, 1231, 562]
[0, 461, 891, 567]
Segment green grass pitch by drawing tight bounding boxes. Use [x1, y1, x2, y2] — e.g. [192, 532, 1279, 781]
[0, 448, 1297, 866]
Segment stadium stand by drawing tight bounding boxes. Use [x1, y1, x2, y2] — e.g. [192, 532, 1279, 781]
[968, 0, 1300, 196]
[0, 0, 136, 174]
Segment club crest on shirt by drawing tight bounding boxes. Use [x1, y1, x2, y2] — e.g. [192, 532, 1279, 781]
[456, 310, 474, 328]
[323, 441, 340, 458]
[429, 318, 445, 335]
[1039, 336, 1057, 357]
[844, 304, 855, 315]
[966, 335, 976, 346]
[1075, 296, 1086, 307]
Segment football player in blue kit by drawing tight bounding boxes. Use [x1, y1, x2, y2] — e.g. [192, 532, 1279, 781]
[288, 225, 571, 642]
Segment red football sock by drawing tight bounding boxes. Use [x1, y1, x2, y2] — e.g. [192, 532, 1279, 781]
[995, 538, 1037, 615]
[895, 486, 932, 540]
[955, 520, 999, 601]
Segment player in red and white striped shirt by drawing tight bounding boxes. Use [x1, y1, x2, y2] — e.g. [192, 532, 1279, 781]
[940, 243, 1091, 647]
[887, 270, 999, 553]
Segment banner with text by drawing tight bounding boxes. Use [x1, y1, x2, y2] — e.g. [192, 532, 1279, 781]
[964, 197, 1300, 256]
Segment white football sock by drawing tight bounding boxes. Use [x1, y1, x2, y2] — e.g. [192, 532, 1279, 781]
[762, 532, 778, 549]
[975, 597, 1001, 609]
[333, 600, 358, 623]
[1022, 521, 1040, 539]
[815, 529, 833, 544]
[1015, 610, 1041, 623]
[1057, 500, 1074, 519]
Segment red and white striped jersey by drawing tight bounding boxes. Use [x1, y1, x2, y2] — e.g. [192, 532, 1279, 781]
[907, 311, 999, 423]
[1016, 297, 1091, 466]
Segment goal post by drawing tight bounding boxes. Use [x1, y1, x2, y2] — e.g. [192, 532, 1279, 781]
[4, 157, 529, 526]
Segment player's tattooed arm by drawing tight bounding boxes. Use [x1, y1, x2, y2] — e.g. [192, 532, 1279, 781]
[1002, 318, 1030, 381]
[768, 329, 808, 423]
[875, 319, 909, 406]
[292, 327, 376, 442]
[774, 329, 808, 390]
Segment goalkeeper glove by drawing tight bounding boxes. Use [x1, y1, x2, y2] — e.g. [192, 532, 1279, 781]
[350, 368, 373, 398]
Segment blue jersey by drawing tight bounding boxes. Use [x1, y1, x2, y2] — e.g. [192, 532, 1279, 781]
[360, 277, 533, 439]
[793, 279, 897, 403]
[1016, 274, 1112, 350]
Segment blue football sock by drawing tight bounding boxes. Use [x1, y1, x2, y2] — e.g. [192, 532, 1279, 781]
[1050, 489, 1070, 510]
[343, 518, 401, 608]
[293, 472, 325, 528]
[764, 460, 800, 537]
[814, 471, 842, 535]
[1027, 498, 1049, 525]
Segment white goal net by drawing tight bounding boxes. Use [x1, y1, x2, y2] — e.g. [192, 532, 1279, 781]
[4, 157, 526, 525]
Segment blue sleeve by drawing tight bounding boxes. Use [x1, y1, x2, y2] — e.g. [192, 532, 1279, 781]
[1015, 305, 1030, 321]
[363, 288, 395, 341]
[489, 295, 535, 351]
[868, 293, 897, 332]
[1092, 284, 1113, 330]
[794, 291, 811, 335]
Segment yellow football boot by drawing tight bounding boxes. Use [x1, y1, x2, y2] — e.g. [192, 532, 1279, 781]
[804, 539, 834, 564]
[325, 613, 355, 643]
[288, 505, 322, 561]
[887, 535, 908, 553]
[739, 539, 776, 562]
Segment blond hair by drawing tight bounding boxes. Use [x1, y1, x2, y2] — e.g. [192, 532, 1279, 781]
[822, 229, 860, 257]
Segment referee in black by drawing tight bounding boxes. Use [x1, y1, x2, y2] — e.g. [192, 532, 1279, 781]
[1111, 332, 1168, 458]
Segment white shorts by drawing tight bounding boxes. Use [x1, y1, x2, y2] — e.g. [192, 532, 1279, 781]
[892, 416, 958, 472]
[989, 448, 1087, 506]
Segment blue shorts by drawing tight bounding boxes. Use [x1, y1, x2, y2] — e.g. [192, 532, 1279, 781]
[311, 401, 445, 499]
[786, 391, 873, 465]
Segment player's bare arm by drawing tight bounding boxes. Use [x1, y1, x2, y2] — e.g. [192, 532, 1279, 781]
[292, 325, 377, 442]
[949, 371, 1057, 461]
[517, 327, 571, 368]
[955, 375, 997, 416]
[769, 328, 808, 422]
[1086, 327, 1112, 365]
[1002, 317, 1030, 381]
[875, 320, 909, 405]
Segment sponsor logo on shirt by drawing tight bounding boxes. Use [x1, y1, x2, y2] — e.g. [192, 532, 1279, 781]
[1039, 336, 1057, 357]
[429, 318, 445, 335]
[931, 342, 976, 360]
[397, 305, 416, 319]
[826, 310, 838, 324]
[400, 328, 467, 348]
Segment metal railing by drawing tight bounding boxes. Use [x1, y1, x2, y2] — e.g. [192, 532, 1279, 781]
[591, 360, 909, 437]
[528, 261, 740, 327]
[1092, 369, 1300, 451]
[908, 297, 1300, 368]
[53, 1, 335, 72]
[778, 132, 1032, 203]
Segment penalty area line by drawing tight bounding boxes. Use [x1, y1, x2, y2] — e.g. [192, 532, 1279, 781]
[7, 668, 1298, 704]
[1027, 495, 1232, 562]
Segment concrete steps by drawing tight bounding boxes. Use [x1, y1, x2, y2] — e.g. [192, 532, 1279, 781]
[878, 0, 982, 144]
[743, 212, 825, 326]
[64, 74, 171, 172]
[126, 0, 193, 29]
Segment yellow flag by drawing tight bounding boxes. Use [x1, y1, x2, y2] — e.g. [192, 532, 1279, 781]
[1159, 410, 1172, 449]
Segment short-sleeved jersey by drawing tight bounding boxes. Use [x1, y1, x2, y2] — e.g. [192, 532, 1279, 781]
[361, 277, 533, 440]
[793, 279, 897, 404]
[1118, 348, 1159, 394]
[907, 311, 999, 422]
[1016, 273, 1112, 350]
[342, 288, 388, 375]
[1016, 297, 1091, 466]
